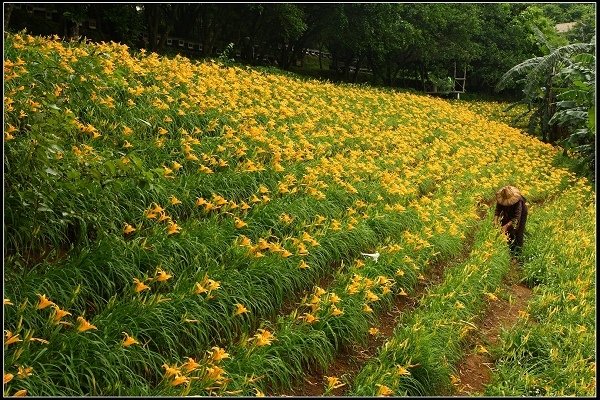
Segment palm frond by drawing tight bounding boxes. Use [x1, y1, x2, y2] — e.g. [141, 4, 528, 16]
[495, 57, 545, 92]
[531, 25, 555, 54]
[523, 42, 595, 95]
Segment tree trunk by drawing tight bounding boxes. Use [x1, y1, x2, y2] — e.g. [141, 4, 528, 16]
[157, 26, 171, 51]
[391, 63, 402, 87]
[318, 44, 323, 70]
[4, 3, 14, 32]
[343, 55, 352, 80]
[71, 22, 81, 40]
[145, 4, 160, 51]
[352, 55, 362, 83]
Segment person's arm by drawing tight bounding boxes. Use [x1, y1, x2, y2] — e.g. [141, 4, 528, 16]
[494, 203, 502, 225]
[510, 200, 523, 230]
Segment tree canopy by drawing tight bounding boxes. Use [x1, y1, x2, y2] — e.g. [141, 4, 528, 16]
[5, 3, 595, 95]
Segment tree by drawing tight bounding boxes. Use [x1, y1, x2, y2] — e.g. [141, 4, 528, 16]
[4, 3, 15, 31]
[91, 4, 145, 47]
[468, 4, 534, 94]
[57, 4, 90, 39]
[549, 51, 596, 176]
[143, 4, 182, 52]
[496, 29, 595, 171]
[566, 11, 596, 43]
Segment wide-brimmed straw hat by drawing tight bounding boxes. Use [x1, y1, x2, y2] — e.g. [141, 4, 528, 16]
[496, 186, 521, 206]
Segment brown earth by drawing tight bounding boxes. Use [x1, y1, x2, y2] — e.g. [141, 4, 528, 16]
[451, 258, 533, 395]
[275, 288, 422, 397]
[273, 219, 481, 397]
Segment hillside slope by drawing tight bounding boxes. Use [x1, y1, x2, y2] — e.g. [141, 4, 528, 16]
[3, 32, 595, 396]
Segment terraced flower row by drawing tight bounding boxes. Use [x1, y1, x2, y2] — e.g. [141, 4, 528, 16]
[148, 186, 481, 396]
[3, 32, 594, 397]
[349, 214, 510, 396]
[484, 181, 595, 397]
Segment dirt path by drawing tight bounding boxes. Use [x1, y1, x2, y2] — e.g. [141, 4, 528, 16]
[276, 274, 435, 397]
[451, 258, 533, 395]
[274, 219, 481, 397]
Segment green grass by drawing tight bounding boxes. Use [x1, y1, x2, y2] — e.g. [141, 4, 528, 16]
[350, 213, 511, 396]
[3, 31, 595, 397]
[484, 181, 595, 397]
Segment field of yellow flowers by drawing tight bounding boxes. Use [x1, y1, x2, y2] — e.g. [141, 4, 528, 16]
[3, 32, 595, 397]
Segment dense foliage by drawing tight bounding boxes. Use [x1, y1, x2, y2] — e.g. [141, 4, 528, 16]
[5, 3, 595, 94]
[496, 29, 595, 178]
[3, 32, 595, 397]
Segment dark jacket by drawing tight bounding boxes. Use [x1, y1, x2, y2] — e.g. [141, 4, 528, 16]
[495, 196, 528, 250]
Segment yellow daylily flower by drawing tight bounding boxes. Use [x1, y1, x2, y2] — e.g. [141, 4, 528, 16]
[123, 223, 136, 235]
[330, 306, 344, 317]
[249, 329, 275, 347]
[76, 316, 98, 332]
[234, 303, 249, 316]
[157, 212, 172, 223]
[194, 282, 208, 295]
[185, 152, 199, 161]
[4, 372, 14, 384]
[51, 306, 72, 324]
[396, 365, 411, 376]
[280, 249, 293, 258]
[17, 366, 33, 379]
[302, 312, 319, 324]
[205, 365, 226, 381]
[376, 384, 393, 396]
[181, 357, 200, 373]
[36, 294, 55, 310]
[162, 363, 181, 378]
[163, 165, 174, 177]
[206, 279, 221, 292]
[329, 293, 341, 303]
[170, 196, 182, 205]
[234, 218, 247, 229]
[369, 327, 380, 336]
[155, 268, 173, 282]
[122, 332, 139, 347]
[133, 278, 150, 293]
[365, 291, 380, 302]
[170, 374, 189, 386]
[199, 165, 214, 174]
[484, 292, 498, 301]
[325, 375, 346, 390]
[166, 221, 181, 235]
[209, 346, 230, 362]
[238, 235, 252, 247]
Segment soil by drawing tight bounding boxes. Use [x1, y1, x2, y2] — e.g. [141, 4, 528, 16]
[276, 290, 420, 397]
[451, 258, 533, 395]
[273, 219, 481, 397]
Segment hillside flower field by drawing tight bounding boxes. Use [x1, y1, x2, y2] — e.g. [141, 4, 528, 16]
[3, 32, 595, 397]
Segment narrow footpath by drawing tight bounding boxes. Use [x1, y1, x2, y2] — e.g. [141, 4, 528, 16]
[276, 218, 482, 397]
[451, 258, 533, 395]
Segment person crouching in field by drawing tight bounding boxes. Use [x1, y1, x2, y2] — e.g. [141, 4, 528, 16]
[494, 185, 528, 257]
